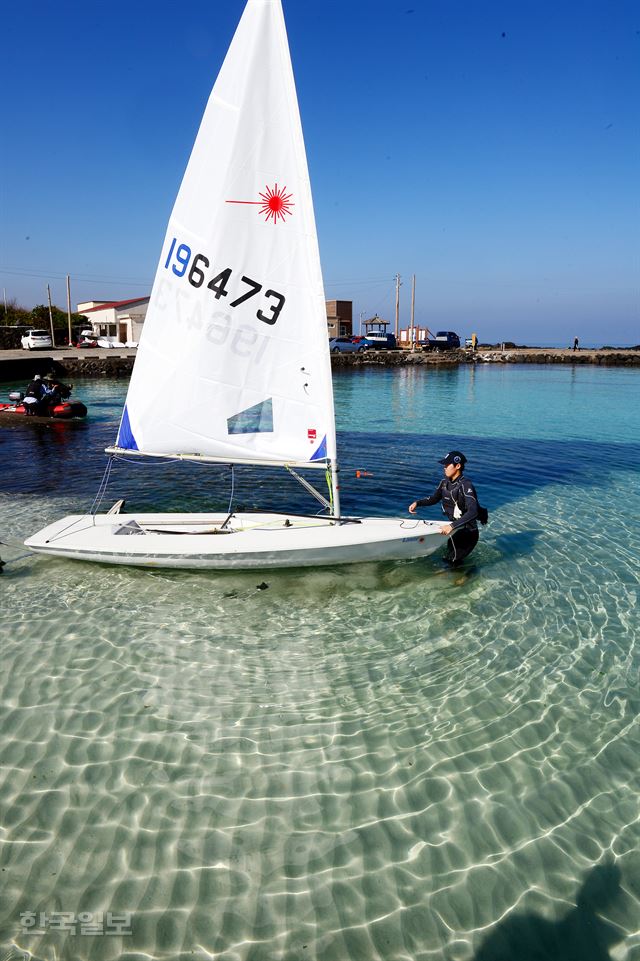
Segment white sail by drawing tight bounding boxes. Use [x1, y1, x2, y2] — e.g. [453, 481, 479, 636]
[115, 0, 336, 468]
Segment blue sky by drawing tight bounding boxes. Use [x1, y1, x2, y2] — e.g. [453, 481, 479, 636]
[1, 0, 638, 345]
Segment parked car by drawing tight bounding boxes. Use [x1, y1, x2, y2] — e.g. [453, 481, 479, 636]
[417, 331, 460, 351]
[427, 331, 461, 351]
[21, 329, 52, 350]
[361, 333, 397, 350]
[329, 336, 366, 353]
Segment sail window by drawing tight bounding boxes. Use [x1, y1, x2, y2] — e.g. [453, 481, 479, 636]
[227, 398, 274, 435]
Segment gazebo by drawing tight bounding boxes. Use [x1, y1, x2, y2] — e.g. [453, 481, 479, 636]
[362, 314, 390, 336]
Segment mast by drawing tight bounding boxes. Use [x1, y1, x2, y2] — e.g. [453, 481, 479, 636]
[330, 459, 341, 517]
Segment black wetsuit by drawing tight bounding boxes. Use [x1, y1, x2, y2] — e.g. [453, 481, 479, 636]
[415, 474, 480, 564]
[24, 378, 45, 415]
[25, 378, 44, 399]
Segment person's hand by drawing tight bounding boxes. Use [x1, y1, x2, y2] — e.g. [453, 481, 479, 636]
[440, 524, 453, 536]
[408, 502, 418, 514]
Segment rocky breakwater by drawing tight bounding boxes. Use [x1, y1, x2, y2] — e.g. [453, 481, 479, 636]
[475, 348, 640, 366]
[330, 349, 462, 368]
[330, 348, 640, 368]
[50, 355, 136, 379]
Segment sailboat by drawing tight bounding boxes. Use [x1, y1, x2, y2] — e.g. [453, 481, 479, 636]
[25, 0, 444, 570]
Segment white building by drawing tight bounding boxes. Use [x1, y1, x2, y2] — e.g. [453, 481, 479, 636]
[77, 297, 150, 345]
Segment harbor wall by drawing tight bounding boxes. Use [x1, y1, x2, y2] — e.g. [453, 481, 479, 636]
[0, 347, 639, 384]
[330, 348, 640, 367]
[0, 353, 136, 382]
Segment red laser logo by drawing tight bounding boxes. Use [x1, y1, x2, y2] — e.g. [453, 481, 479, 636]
[226, 184, 294, 224]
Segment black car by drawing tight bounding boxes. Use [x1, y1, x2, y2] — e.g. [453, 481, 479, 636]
[421, 331, 460, 351]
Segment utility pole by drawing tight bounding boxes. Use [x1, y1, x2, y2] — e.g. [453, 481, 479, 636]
[394, 273, 401, 340]
[410, 274, 416, 352]
[66, 275, 72, 347]
[47, 284, 56, 348]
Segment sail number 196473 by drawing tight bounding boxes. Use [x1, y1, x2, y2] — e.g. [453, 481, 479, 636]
[164, 238, 285, 326]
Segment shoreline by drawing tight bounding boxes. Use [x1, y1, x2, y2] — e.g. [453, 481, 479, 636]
[0, 346, 639, 383]
[331, 346, 640, 368]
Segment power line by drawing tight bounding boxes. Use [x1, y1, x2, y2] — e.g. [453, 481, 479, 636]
[324, 278, 394, 289]
[1, 265, 398, 292]
[0, 266, 152, 287]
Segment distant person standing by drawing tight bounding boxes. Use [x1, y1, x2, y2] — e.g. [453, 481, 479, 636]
[471, 332, 478, 352]
[408, 450, 485, 565]
[573, 337, 579, 351]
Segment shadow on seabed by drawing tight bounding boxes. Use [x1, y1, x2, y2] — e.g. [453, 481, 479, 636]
[472, 862, 628, 961]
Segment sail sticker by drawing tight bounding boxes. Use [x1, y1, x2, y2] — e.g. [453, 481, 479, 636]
[226, 184, 295, 223]
[307, 428, 317, 443]
[227, 398, 274, 435]
[116, 405, 138, 450]
[310, 435, 327, 461]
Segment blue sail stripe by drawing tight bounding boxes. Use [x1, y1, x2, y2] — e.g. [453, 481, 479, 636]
[310, 435, 327, 461]
[116, 405, 138, 450]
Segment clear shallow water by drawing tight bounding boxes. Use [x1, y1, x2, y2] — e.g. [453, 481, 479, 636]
[0, 365, 639, 961]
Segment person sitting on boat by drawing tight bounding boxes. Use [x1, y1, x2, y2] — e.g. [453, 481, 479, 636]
[23, 373, 45, 415]
[408, 450, 482, 565]
[42, 373, 71, 413]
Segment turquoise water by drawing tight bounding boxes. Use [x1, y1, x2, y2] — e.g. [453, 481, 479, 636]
[0, 364, 639, 961]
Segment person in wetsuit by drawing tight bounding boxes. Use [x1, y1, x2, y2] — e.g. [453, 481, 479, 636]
[23, 373, 46, 414]
[408, 450, 480, 564]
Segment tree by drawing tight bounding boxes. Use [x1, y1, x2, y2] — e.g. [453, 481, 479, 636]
[30, 304, 88, 332]
[2, 298, 31, 326]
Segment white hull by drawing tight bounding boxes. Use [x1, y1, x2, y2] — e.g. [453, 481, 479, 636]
[25, 512, 445, 570]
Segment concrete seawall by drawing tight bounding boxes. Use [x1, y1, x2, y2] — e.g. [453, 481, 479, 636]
[0, 346, 639, 383]
[0, 350, 137, 382]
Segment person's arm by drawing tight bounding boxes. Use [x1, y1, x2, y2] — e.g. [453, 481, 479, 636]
[408, 482, 443, 513]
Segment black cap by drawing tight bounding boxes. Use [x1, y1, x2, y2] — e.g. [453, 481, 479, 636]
[439, 450, 467, 467]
